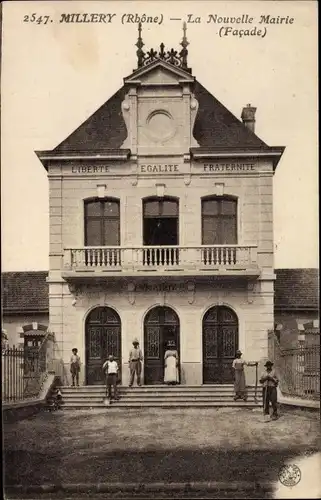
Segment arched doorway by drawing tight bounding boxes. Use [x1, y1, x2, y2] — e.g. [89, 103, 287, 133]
[144, 306, 180, 384]
[85, 307, 121, 385]
[202, 306, 238, 384]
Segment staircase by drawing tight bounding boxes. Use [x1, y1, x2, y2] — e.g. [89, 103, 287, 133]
[60, 385, 262, 409]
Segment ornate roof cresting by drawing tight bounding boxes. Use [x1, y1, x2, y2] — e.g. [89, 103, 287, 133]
[135, 22, 192, 73]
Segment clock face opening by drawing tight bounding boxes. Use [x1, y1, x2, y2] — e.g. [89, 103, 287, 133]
[146, 110, 176, 142]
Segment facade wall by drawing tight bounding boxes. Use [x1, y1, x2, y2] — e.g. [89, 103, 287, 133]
[45, 63, 277, 386]
[46, 162, 275, 386]
[48, 163, 273, 261]
[48, 279, 273, 387]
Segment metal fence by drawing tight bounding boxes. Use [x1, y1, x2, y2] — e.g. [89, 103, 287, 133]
[2, 346, 41, 402]
[2, 333, 68, 403]
[268, 331, 320, 400]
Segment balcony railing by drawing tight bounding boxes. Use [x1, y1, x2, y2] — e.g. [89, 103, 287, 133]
[63, 245, 258, 273]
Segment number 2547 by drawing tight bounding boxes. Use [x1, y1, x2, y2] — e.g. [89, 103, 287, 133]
[23, 14, 51, 25]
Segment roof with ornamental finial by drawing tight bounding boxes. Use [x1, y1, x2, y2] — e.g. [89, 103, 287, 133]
[36, 23, 285, 166]
[135, 21, 191, 73]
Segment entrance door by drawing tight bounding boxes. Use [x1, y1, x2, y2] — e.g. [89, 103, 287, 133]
[202, 306, 238, 384]
[144, 306, 180, 384]
[85, 307, 121, 385]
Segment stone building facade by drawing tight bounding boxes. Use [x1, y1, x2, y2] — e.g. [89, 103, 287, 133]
[36, 28, 285, 386]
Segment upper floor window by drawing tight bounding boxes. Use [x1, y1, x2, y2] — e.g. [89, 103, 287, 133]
[84, 198, 120, 246]
[202, 197, 237, 245]
[143, 197, 179, 246]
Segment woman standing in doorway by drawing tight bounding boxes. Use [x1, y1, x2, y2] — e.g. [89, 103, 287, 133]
[164, 340, 179, 385]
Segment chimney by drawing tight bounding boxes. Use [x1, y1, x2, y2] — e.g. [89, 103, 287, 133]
[241, 104, 256, 133]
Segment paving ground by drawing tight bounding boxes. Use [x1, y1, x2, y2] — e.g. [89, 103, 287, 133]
[3, 407, 320, 499]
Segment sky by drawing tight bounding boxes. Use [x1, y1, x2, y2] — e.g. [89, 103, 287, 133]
[1, 0, 318, 271]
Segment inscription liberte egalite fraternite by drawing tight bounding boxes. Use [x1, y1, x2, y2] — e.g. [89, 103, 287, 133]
[70, 163, 256, 174]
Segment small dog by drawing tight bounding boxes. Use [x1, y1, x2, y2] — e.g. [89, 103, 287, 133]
[46, 388, 62, 412]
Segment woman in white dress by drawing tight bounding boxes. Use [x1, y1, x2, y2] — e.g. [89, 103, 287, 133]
[164, 340, 179, 385]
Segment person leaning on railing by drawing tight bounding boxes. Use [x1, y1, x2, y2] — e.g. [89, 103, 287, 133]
[232, 350, 258, 401]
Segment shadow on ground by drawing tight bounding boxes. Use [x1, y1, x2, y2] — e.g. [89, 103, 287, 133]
[3, 408, 320, 499]
[4, 446, 319, 485]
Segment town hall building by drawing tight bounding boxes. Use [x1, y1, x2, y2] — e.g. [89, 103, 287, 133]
[36, 25, 285, 387]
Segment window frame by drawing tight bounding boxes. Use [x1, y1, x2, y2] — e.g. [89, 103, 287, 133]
[84, 197, 120, 247]
[201, 196, 238, 245]
[142, 196, 180, 246]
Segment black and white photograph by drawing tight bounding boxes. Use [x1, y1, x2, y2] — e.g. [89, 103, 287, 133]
[1, 1, 320, 498]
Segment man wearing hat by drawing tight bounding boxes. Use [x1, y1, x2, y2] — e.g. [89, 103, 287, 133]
[259, 360, 279, 421]
[128, 338, 143, 387]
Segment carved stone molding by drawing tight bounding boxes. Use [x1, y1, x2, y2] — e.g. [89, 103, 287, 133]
[68, 283, 80, 296]
[156, 183, 165, 197]
[247, 281, 260, 304]
[190, 94, 200, 147]
[160, 289, 166, 306]
[187, 281, 195, 304]
[131, 163, 138, 186]
[215, 183, 225, 196]
[97, 184, 107, 198]
[127, 282, 136, 305]
[121, 97, 131, 148]
[184, 174, 191, 186]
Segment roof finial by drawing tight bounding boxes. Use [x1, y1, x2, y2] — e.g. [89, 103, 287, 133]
[136, 22, 145, 68]
[180, 22, 189, 69]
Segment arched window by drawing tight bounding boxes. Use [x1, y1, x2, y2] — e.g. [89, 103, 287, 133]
[84, 198, 120, 246]
[202, 197, 237, 245]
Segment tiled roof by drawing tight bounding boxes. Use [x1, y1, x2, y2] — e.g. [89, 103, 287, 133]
[192, 81, 267, 148]
[274, 269, 319, 310]
[52, 79, 267, 153]
[1, 272, 49, 314]
[1, 269, 318, 314]
[53, 87, 128, 152]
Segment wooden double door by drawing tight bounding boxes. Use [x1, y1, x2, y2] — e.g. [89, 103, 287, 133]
[85, 307, 121, 385]
[202, 306, 238, 384]
[144, 306, 180, 385]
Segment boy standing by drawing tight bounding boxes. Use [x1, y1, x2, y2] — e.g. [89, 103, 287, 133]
[259, 360, 279, 421]
[70, 348, 81, 387]
[103, 355, 119, 403]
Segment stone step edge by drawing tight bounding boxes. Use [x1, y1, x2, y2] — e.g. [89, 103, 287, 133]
[61, 385, 258, 389]
[62, 397, 262, 404]
[61, 387, 262, 394]
[5, 481, 273, 494]
[61, 403, 260, 408]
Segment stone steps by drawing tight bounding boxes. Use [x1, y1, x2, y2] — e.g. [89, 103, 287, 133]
[59, 385, 262, 409]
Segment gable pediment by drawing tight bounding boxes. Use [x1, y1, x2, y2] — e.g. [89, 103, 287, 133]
[124, 60, 195, 86]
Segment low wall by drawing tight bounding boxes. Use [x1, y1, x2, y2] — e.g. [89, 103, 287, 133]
[2, 373, 59, 423]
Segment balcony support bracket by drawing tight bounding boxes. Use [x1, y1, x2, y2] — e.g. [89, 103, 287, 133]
[187, 281, 195, 304]
[127, 282, 136, 305]
[247, 280, 259, 304]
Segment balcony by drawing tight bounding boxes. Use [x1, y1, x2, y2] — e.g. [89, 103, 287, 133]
[62, 245, 260, 280]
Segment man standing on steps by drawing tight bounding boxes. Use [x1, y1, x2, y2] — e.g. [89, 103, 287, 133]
[128, 338, 143, 387]
[103, 354, 119, 403]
